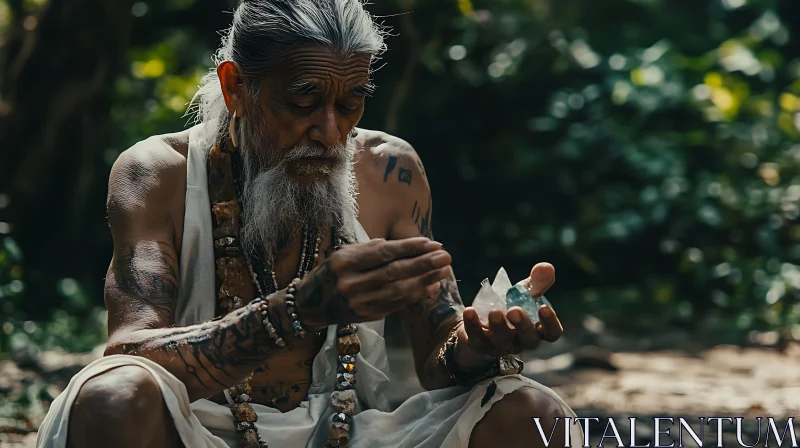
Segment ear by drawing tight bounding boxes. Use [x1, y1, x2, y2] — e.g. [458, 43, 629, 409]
[217, 60, 247, 117]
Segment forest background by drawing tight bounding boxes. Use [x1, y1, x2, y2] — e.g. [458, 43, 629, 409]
[1, 0, 799, 362]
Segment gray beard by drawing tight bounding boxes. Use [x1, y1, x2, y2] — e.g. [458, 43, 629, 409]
[236, 115, 359, 260]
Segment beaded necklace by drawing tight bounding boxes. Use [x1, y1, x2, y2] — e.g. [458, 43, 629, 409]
[207, 141, 361, 448]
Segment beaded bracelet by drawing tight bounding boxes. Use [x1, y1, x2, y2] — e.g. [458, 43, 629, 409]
[284, 278, 308, 339]
[436, 326, 524, 386]
[252, 297, 287, 348]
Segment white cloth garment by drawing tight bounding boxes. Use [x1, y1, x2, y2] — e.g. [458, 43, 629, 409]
[37, 123, 584, 447]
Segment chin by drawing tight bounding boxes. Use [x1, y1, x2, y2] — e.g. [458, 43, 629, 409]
[288, 160, 338, 183]
[290, 168, 333, 186]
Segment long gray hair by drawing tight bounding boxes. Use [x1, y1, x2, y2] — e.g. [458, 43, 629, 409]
[188, 0, 387, 140]
[188, 0, 387, 255]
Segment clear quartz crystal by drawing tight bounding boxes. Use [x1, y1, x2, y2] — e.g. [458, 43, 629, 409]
[471, 269, 508, 323]
[471, 267, 554, 325]
[490, 267, 512, 298]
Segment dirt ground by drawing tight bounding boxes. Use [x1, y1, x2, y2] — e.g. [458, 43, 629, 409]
[384, 331, 800, 447]
[2, 327, 799, 447]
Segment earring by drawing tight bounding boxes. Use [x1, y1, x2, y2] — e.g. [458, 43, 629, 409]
[229, 111, 239, 148]
[349, 128, 359, 139]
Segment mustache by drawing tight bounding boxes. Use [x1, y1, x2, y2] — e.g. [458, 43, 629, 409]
[281, 142, 351, 163]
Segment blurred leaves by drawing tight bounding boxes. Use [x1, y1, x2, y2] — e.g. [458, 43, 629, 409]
[358, 0, 800, 336]
[1, 237, 106, 355]
[1, 0, 799, 347]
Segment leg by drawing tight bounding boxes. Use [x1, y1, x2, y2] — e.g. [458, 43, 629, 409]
[469, 387, 567, 448]
[67, 365, 182, 448]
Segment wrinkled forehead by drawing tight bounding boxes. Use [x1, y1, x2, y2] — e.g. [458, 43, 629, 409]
[273, 46, 373, 94]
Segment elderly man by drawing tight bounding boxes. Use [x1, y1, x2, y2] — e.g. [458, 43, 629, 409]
[37, 1, 583, 447]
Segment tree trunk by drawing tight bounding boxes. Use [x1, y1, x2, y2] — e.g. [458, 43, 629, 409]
[0, 0, 134, 312]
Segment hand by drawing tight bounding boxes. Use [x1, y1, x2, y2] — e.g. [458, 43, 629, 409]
[293, 237, 452, 329]
[458, 263, 564, 360]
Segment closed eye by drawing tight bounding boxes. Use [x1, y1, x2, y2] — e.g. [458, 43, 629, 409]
[291, 100, 317, 114]
[338, 102, 360, 111]
[337, 101, 362, 114]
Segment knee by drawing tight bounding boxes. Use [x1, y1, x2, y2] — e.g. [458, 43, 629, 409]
[473, 388, 567, 448]
[495, 388, 567, 424]
[70, 365, 164, 431]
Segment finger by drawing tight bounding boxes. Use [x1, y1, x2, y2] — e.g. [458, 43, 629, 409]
[487, 311, 519, 354]
[525, 263, 556, 298]
[347, 285, 424, 322]
[347, 272, 442, 320]
[351, 238, 442, 270]
[507, 307, 541, 350]
[376, 266, 451, 306]
[462, 308, 501, 356]
[352, 250, 451, 293]
[537, 305, 563, 342]
[347, 288, 408, 321]
[426, 281, 442, 297]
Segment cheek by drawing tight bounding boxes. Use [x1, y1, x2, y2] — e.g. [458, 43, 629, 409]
[268, 109, 311, 146]
[339, 105, 365, 134]
[263, 99, 364, 147]
[350, 105, 366, 124]
[260, 95, 307, 144]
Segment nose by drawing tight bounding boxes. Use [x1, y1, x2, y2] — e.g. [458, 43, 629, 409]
[309, 106, 342, 149]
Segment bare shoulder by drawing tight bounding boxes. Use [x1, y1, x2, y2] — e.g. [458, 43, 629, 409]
[354, 128, 426, 184]
[107, 130, 190, 232]
[353, 128, 430, 240]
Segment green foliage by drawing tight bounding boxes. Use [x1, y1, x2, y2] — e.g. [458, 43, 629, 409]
[357, 0, 800, 337]
[0, 236, 107, 355]
[2, 0, 800, 349]
[0, 236, 28, 353]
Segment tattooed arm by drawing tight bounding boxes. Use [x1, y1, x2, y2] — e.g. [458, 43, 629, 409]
[375, 141, 496, 390]
[102, 143, 277, 401]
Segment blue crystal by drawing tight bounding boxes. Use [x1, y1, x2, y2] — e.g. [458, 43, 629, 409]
[505, 285, 552, 324]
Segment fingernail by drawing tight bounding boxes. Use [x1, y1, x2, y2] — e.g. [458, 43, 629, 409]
[539, 305, 550, 316]
[508, 314, 522, 324]
[430, 251, 450, 268]
[424, 241, 443, 251]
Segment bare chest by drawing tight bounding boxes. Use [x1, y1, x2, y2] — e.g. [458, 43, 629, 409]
[207, 229, 334, 412]
[168, 138, 395, 411]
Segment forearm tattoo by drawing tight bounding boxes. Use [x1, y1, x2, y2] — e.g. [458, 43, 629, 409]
[408, 198, 459, 335]
[408, 274, 464, 337]
[403, 192, 466, 388]
[107, 304, 275, 398]
[406, 271, 465, 389]
[105, 241, 275, 399]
